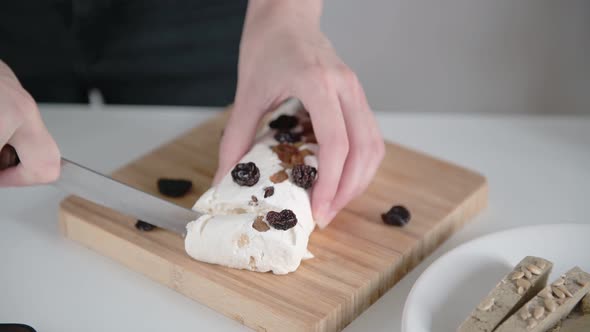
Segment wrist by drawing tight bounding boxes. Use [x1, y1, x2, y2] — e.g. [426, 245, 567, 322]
[246, 0, 323, 29]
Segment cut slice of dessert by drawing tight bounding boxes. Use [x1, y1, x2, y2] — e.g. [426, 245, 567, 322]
[496, 266, 590, 332]
[457, 256, 553, 332]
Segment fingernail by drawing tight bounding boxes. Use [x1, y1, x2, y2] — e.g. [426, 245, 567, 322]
[314, 205, 330, 229]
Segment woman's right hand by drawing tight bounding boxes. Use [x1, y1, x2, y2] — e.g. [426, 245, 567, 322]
[0, 60, 60, 186]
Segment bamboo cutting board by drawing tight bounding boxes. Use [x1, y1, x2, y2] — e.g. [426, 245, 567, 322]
[59, 110, 487, 332]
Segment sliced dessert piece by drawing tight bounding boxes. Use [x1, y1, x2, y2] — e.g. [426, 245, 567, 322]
[581, 293, 590, 315]
[557, 313, 590, 332]
[457, 256, 553, 332]
[496, 266, 590, 332]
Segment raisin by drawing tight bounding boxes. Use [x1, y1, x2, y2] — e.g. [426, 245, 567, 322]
[263, 186, 275, 198]
[266, 209, 298, 230]
[271, 144, 300, 165]
[274, 131, 301, 143]
[231, 162, 260, 186]
[291, 164, 317, 189]
[269, 170, 288, 183]
[269, 115, 298, 130]
[157, 178, 192, 198]
[135, 220, 156, 231]
[249, 195, 259, 206]
[381, 205, 411, 226]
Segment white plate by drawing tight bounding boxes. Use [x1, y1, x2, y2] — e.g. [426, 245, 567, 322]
[402, 224, 590, 332]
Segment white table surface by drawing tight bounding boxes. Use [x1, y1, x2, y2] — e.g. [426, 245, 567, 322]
[1, 104, 589, 332]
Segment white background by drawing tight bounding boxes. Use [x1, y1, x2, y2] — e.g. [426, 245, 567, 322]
[323, 0, 590, 114]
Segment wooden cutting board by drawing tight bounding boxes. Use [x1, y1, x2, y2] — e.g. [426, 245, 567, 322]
[59, 110, 487, 332]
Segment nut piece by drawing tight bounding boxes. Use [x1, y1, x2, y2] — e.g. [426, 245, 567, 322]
[533, 306, 545, 319]
[544, 299, 557, 312]
[252, 216, 270, 232]
[523, 268, 533, 279]
[511, 271, 525, 280]
[517, 286, 525, 295]
[552, 286, 566, 299]
[552, 278, 565, 286]
[519, 306, 531, 320]
[527, 264, 543, 275]
[556, 285, 573, 298]
[237, 234, 249, 248]
[478, 297, 495, 311]
[517, 278, 532, 290]
[527, 318, 538, 329]
[539, 288, 555, 299]
[537, 261, 547, 269]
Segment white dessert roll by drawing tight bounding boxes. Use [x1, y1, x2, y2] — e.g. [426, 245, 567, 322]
[185, 101, 317, 275]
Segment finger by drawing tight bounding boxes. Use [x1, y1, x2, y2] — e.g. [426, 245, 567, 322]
[0, 103, 60, 186]
[323, 76, 384, 225]
[213, 93, 269, 184]
[297, 75, 349, 227]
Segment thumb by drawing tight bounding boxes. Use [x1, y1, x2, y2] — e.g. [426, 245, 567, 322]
[213, 97, 265, 184]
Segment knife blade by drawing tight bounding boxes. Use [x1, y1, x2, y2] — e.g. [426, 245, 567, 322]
[0, 144, 200, 236]
[55, 158, 200, 236]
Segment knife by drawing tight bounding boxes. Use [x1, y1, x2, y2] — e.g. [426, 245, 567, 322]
[0, 145, 200, 236]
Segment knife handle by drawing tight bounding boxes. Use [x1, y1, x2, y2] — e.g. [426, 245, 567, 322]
[0, 144, 20, 170]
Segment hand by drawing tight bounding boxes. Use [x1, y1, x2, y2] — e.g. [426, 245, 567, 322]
[214, 0, 385, 228]
[0, 60, 60, 186]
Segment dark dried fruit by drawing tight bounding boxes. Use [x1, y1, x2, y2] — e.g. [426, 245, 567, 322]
[269, 170, 288, 183]
[157, 178, 193, 198]
[249, 195, 259, 206]
[269, 115, 298, 131]
[266, 209, 298, 230]
[291, 164, 317, 189]
[252, 216, 270, 232]
[263, 186, 275, 198]
[135, 220, 156, 231]
[231, 162, 260, 186]
[381, 205, 411, 226]
[274, 131, 301, 143]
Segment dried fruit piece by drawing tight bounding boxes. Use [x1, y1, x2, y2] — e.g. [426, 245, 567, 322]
[274, 131, 301, 144]
[266, 209, 298, 230]
[249, 195, 259, 206]
[231, 162, 260, 186]
[381, 205, 411, 226]
[270, 170, 288, 183]
[263, 186, 275, 198]
[271, 144, 300, 165]
[269, 115, 298, 130]
[252, 216, 270, 232]
[291, 164, 317, 189]
[299, 149, 315, 158]
[135, 220, 156, 231]
[157, 178, 192, 197]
